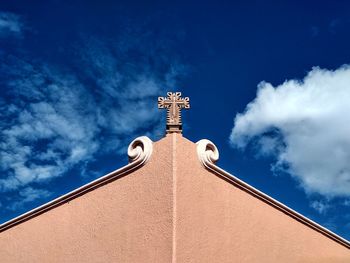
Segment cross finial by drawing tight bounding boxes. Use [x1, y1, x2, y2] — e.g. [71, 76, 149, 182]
[158, 92, 190, 134]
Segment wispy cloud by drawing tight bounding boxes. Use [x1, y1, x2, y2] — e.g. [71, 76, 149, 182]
[230, 65, 350, 197]
[7, 187, 52, 211]
[310, 200, 330, 214]
[0, 12, 23, 37]
[0, 26, 187, 208]
[0, 62, 100, 191]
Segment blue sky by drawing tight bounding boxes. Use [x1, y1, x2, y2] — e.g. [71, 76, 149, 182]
[1, 1, 350, 240]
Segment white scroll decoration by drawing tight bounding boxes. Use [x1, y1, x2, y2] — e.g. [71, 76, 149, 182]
[128, 136, 153, 164]
[196, 139, 219, 168]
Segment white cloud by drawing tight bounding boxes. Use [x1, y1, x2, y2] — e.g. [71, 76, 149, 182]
[230, 65, 350, 197]
[310, 200, 330, 214]
[0, 12, 23, 37]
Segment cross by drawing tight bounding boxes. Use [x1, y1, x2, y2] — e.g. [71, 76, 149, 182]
[158, 92, 190, 133]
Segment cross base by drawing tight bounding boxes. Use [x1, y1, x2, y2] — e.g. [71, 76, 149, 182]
[166, 124, 182, 134]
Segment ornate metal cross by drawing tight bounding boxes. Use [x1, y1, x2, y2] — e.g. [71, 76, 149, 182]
[158, 92, 190, 133]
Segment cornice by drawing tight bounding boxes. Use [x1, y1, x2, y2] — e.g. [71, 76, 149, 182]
[196, 139, 350, 249]
[0, 136, 153, 232]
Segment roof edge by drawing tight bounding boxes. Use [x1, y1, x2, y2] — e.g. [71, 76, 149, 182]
[196, 139, 350, 249]
[0, 136, 153, 233]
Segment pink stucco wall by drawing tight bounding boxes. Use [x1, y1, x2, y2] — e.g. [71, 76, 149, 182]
[174, 134, 350, 262]
[0, 136, 174, 262]
[0, 133, 349, 262]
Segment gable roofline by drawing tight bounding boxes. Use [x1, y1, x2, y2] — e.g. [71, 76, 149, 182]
[0, 136, 153, 233]
[196, 139, 350, 249]
[2, 135, 349, 249]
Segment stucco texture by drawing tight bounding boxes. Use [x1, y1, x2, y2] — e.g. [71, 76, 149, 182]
[0, 133, 349, 262]
[174, 134, 350, 262]
[0, 136, 173, 263]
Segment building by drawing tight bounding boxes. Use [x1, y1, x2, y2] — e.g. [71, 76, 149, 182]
[1, 92, 349, 262]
